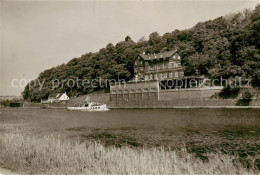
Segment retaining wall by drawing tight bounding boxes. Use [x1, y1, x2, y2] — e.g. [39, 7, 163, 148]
[108, 99, 260, 108]
[68, 88, 260, 108]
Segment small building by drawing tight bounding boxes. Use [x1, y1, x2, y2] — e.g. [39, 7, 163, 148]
[134, 50, 184, 81]
[47, 92, 69, 103]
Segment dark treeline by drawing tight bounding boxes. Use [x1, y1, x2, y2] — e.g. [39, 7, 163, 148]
[24, 5, 260, 102]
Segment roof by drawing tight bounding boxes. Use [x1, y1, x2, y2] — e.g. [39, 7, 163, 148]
[48, 93, 65, 99]
[138, 50, 178, 61]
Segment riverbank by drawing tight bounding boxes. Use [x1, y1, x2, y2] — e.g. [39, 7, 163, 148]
[6, 105, 260, 110]
[0, 131, 254, 174]
[109, 105, 260, 109]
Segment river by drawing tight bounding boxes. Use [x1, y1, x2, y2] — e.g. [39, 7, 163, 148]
[1, 108, 260, 168]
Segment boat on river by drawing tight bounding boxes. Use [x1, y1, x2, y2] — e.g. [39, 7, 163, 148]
[67, 96, 109, 111]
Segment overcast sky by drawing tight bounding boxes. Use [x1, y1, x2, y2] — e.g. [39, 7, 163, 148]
[0, 0, 258, 96]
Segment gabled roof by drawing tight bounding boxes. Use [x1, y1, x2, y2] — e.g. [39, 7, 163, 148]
[138, 50, 178, 61]
[48, 93, 65, 99]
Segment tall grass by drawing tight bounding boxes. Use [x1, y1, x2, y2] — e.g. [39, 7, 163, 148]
[0, 132, 253, 174]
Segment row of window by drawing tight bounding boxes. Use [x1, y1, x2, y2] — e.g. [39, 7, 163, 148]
[111, 88, 158, 94]
[173, 55, 181, 60]
[135, 55, 181, 66]
[144, 71, 184, 80]
[135, 61, 143, 66]
[135, 62, 182, 73]
[148, 62, 181, 71]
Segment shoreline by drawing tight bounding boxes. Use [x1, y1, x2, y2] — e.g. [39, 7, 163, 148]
[108, 105, 260, 109]
[2, 106, 260, 109]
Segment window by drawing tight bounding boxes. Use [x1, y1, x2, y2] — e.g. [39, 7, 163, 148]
[164, 73, 168, 78]
[178, 55, 181, 60]
[143, 88, 149, 92]
[159, 73, 163, 79]
[145, 75, 149, 80]
[154, 74, 158, 80]
[175, 72, 178, 78]
[169, 62, 175, 68]
[163, 63, 167, 69]
[137, 89, 142, 93]
[169, 72, 173, 78]
[180, 71, 184, 77]
[135, 61, 137, 66]
[150, 74, 153, 79]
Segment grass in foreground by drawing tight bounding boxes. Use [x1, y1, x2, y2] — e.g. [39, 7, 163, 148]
[0, 132, 255, 174]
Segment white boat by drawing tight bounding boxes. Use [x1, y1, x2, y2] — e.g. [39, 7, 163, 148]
[67, 96, 109, 111]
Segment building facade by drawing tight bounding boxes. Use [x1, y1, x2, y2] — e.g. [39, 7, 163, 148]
[134, 50, 184, 81]
[109, 50, 207, 103]
[110, 81, 159, 102]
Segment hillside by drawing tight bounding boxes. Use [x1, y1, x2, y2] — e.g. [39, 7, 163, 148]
[24, 5, 260, 102]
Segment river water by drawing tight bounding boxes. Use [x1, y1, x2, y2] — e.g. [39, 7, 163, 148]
[1, 108, 260, 132]
[1, 108, 260, 168]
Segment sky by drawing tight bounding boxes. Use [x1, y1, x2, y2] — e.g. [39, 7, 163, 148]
[0, 0, 259, 96]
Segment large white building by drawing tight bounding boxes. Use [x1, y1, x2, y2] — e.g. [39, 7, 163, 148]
[134, 50, 184, 81]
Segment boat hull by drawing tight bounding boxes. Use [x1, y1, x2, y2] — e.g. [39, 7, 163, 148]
[67, 106, 109, 111]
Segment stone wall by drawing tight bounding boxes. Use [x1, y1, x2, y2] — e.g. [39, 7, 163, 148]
[67, 86, 260, 108]
[158, 87, 222, 100]
[109, 99, 260, 108]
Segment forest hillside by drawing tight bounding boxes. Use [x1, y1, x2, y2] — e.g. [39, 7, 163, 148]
[24, 5, 260, 102]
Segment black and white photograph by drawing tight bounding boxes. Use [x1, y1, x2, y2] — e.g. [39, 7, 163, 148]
[0, 0, 260, 174]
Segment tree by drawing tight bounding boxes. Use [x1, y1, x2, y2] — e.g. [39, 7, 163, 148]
[125, 36, 132, 42]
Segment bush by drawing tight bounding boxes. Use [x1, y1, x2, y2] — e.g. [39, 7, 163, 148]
[218, 86, 240, 99]
[236, 90, 253, 106]
[0, 99, 10, 107]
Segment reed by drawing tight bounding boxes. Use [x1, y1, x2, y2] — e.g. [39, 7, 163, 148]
[0, 132, 253, 174]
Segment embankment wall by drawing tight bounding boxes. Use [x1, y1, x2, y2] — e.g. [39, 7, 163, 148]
[23, 102, 67, 108]
[109, 99, 260, 108]
[68, 88, 260, 108]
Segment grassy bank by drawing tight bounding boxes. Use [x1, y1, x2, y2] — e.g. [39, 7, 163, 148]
[0, 132, 254, 174]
